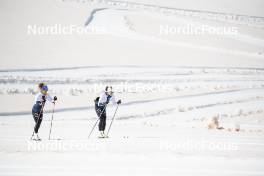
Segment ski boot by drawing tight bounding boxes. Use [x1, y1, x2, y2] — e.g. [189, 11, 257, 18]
[33, 133, 41, 141]
[99, 131, 108, 138]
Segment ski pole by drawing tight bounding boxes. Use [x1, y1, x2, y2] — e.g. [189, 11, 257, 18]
[88, 105, 107, 139]
[30, 101, 46, 140]
[48, 102, 56, 140]
[106, 104, 119, 136]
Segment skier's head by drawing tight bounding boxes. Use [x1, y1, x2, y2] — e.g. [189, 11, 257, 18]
[38, 83, 45, 90]
[105, 86, 113, 96]
[41, 85, 48, 95]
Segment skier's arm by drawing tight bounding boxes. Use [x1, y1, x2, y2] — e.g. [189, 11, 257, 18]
[111, 94, 117, 105]
[46, 94, 56, 103]
[98, 93, 107, 106]
[111, 94, 121, 105]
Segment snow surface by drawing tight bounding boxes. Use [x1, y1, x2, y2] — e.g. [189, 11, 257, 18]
[1, 66, 264, 176]
[0, 0, 264, 175]
[0, 0, 264, 69]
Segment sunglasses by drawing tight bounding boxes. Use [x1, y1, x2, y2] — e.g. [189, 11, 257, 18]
[41, 90, 48, 94]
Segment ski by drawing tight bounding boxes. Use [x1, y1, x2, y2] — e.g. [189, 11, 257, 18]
[31, 138, 41, 141]
[98, 136, 109, 139]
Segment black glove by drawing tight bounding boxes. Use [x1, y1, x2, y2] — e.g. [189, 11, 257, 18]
[117, 99, 121, 104]
[54, 96, 57, 101]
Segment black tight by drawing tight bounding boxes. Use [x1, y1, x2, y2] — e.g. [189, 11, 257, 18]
[96, 107, 107, 131]
[32, 112, 43, 133]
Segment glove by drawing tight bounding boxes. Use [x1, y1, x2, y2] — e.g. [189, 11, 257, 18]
[54, 96, 57, 101]
[117, 99, 121, 104]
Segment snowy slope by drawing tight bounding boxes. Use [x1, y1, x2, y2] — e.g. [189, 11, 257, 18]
[0, 66, 264, 175]
[0, 0, 264, 69]
[0, 0, 264, 175]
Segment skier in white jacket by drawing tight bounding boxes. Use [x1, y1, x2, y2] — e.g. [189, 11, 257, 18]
[31, 83, 57, 140]
[95, 86, 121, 137]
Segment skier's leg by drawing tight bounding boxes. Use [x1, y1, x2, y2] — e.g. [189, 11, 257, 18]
[97, 106, 102, 130]
[98, 115, 104, 131]
[96, 107, 102, 131]
[98, 109, 106, 131]
[32, 112, 40, 133]
[34, 113, 43, 133]
[101, 112, 107, 131]
[95, 107, 101, 117]
[32, 112, 38, 123]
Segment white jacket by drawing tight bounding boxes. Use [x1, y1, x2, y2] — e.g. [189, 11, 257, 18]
[34, 92, 54, 103]
[98, 91, 117, 106]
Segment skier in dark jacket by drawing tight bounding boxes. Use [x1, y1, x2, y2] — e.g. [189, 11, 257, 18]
[95, 86, 121, 137]
[32, 83, 57, 140]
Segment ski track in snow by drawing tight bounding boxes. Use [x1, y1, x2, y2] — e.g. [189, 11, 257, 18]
[84, 8, 107, 26]
[0, 87, 253, 116]
[1, 66, 264, 120]
[82, 7, 264, 59]
[64, 0, 264, 27]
